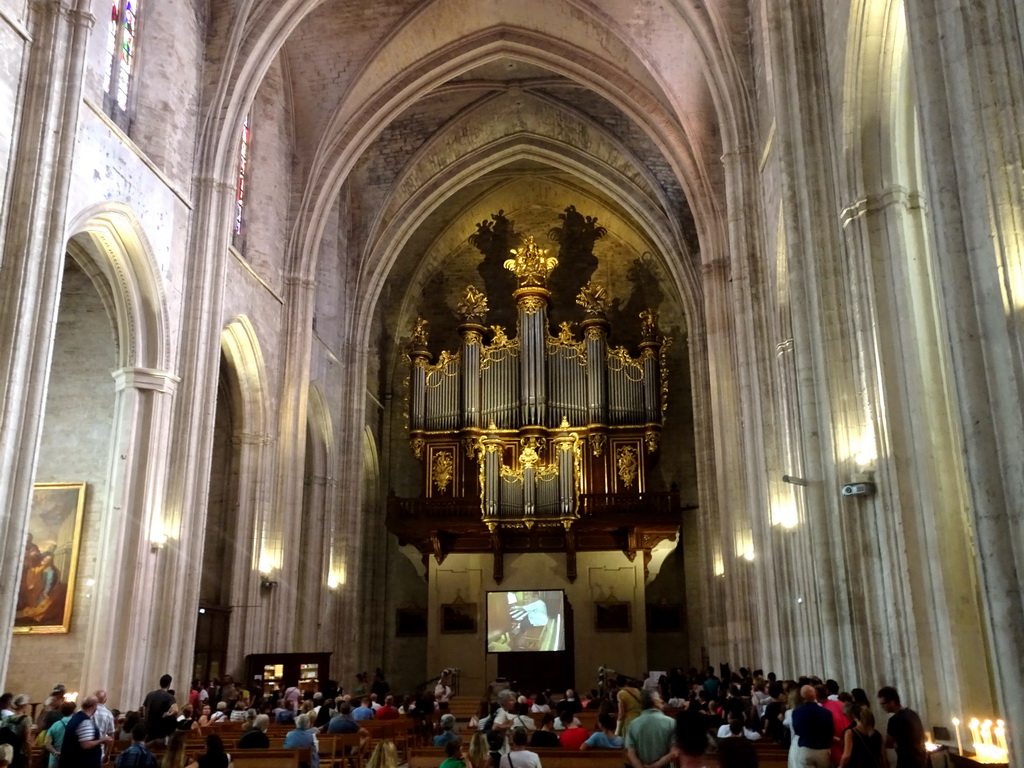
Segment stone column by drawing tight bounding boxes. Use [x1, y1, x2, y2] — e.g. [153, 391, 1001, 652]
[904, 0, 1024, 756]
[271, 277, 317, 652]
[82, 368, 178, 705]
[0, 0, 93, 687]
[149, 172, 237, 700]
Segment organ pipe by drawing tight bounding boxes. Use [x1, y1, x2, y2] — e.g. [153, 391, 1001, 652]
[407, 235, 669, 530]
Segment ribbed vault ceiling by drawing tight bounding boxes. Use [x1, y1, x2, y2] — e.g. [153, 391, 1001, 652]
[225, 0, 754, 360]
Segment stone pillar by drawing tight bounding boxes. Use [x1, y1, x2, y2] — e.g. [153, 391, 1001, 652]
[762, 0, 860, 683]
[150, 172, 238, 700]
[271, 277, 317, 653]
[700, 258, 756, 663]
[81, 368, 178, 705]
[904, 0, 1024, 756]
[0, 0, 93, 688]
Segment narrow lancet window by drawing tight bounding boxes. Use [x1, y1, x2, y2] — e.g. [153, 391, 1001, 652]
[234, 115, 251, 238]
[105, 1, 140, 119]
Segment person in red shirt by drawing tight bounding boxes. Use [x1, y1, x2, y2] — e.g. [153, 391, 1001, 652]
[819, 685, 851, 766]
[376, 695, 400, 720]
[558, 712, 589, 750]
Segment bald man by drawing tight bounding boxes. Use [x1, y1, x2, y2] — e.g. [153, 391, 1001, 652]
[791, 685, 833, 768]
[93, 691, 115, 740]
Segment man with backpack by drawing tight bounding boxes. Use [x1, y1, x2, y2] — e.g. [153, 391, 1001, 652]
[0, 693, 33, 768]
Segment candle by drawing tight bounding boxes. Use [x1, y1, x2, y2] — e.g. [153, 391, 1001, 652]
[970, 719, 982, 750]
[953, 718, 963, 756]
[994, 723, 1007, 755]
[982, 720, 993, 749]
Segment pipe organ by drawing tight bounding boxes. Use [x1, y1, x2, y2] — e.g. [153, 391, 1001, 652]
[392, 233, 682, 582]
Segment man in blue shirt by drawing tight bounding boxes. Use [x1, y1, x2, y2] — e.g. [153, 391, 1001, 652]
[283, 714, 320, 768]
[433, 714, 462, 748]
[326, 703, 369, 752]
[327, 703, 360, 733]
[582, 714, 624, 750]
[114, 724, 157, 768]
[791, 685, 833, 768]
[351, 697, 375, 721]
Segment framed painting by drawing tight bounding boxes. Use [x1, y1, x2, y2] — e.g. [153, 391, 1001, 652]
[440, 602, 478, 634]
[594, 601, 632, 632]
[646, 603, 684, 633]
[395, 607, 428, 637]
[14, 482, 86, 634]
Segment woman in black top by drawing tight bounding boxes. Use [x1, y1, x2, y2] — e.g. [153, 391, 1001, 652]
[186, 734, 230, 768]
[529, 713, 560, 748]
[839, 705, 886, 768]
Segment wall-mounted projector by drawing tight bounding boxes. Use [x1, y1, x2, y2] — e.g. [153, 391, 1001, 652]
[841, 482, 875, 497]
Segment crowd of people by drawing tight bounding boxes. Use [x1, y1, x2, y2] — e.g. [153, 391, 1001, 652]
[0, 665, 931, 768]
[428, 666, 930, 768]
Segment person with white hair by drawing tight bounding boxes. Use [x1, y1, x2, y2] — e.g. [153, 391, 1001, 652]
[283, 714, 319, 768]
[236, 714, 269, 749]
[490, 690, 520, 733]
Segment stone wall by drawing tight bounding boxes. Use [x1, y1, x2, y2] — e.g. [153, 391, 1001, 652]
[428, 552, 649, 697]
[7, 258, 116, 701]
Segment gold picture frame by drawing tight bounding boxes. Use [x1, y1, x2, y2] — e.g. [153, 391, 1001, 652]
[14, 482, 87, 634]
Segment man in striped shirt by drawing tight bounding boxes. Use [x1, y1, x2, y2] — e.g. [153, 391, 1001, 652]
[58, 696, 111, 768]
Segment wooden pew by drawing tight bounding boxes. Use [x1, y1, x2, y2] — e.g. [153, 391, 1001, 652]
[319, 733, 365, 768]
[447, 697, 482, 722]
[229, 747, 311, 768]
[408, 746, 626, 768]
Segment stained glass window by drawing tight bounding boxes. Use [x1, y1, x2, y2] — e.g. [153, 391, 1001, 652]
[235, 115, 250, 236]
[105, 1, 140, 113]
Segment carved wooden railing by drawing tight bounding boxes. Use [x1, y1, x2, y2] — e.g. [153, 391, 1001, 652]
[576, 490, 681, 520]
[387, 490, 688, 526]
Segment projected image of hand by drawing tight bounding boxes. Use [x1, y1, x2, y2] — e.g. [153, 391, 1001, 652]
[487, 590, 565, 653]
[509, 592, 549, 626]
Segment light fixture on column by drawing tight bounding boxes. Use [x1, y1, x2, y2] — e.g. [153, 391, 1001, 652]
[150, 532, 167, 553]
[258, 550, 278, 590]
[327, 568, 345, 590]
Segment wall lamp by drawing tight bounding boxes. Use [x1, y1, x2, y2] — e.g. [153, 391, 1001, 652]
[260, 578, 278, 590]
[150, 533, 168, 553]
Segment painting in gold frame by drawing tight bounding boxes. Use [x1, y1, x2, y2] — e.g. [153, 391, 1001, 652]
[14, 482, 86, 634]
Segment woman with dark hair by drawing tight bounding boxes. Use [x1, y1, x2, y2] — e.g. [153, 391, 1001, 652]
[675, 706, 709, 765]
[529, 713, 560, 748]
[716, 720, 759, 768]
[529, 694, 549, 715]
[839, 705, 886, 768]
[186, 733, 230, 768]
[850, 689, 871, 712]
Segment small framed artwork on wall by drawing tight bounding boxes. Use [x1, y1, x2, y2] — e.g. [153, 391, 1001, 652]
[440, 602, 478, 634]
[395, 607, 428, 637]
[594, 601, 631, 632]
[646, 603, 684, 633]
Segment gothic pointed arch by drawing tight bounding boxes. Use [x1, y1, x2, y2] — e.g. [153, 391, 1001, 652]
[65, 203, 172, 373]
